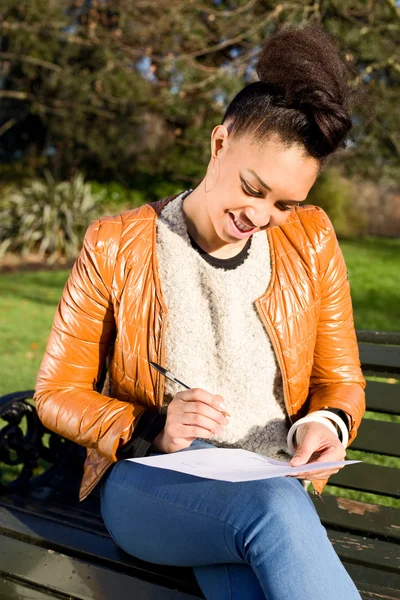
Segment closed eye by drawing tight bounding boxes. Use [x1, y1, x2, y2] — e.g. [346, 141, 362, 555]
[276, 202, 299, 212]
[241, 178, 300, 211]
[241, 181, 263, 198]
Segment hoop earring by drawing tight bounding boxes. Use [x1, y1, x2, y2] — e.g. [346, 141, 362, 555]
[205, 157, 219, 193]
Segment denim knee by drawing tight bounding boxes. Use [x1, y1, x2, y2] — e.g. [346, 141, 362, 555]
[227, 477, 324, 556]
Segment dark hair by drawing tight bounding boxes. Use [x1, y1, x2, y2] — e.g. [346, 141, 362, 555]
[222, 24, 354, 160]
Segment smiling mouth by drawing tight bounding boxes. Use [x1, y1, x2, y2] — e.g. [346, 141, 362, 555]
[230, 213, 255, 233]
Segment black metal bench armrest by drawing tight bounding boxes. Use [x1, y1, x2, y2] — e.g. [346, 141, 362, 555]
[0, 390, 76, 495]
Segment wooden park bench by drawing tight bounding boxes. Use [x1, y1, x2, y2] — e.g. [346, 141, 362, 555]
[0, 330, 399, 600]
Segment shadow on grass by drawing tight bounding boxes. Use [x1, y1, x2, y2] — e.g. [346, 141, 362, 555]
[351, 288, 400, 330]
[0, 271, 70, 306]
[340, 236, 400, 262]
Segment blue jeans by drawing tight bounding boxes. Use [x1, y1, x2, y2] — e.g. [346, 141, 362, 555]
[100, 440, 361, 600]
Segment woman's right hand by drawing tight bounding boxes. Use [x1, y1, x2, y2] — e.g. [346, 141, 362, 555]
[152, 388, 229, 453]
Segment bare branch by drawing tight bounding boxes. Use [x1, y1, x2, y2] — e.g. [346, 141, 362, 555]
[167, 5, 284, 61]
[36, 100, 118, 120]
[0, 52, 63, 72]
[0, 90, 118, 120]
[356, 53, 400, 84]
[0, 117, 17, 137]
[194, 0, 259, 18]
[181, 72, 220, 91]
[384, 0, 400, 20]
[0, 90, 28, 100]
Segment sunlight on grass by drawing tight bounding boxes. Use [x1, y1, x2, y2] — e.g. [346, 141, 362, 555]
[0, 270, 69, 395]
[340, 237, 400, 331]
[363, 411, 400, 423]
[346, 448, 400, 468]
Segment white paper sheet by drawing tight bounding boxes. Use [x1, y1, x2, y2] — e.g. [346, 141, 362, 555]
[127, 448, 360, 482]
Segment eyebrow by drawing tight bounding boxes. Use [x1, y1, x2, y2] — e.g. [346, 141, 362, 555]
[244, 169, 305, 203]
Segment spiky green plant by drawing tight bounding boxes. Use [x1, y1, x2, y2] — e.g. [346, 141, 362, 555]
[0, 173, 101, 262]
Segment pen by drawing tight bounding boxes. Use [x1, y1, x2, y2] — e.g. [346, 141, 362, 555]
[149, 361, 231, 418]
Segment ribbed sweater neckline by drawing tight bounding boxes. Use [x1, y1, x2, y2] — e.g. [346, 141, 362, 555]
[188, 232, 252, 270]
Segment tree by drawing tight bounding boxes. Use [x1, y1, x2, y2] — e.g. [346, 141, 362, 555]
[0, 0, 399, 191]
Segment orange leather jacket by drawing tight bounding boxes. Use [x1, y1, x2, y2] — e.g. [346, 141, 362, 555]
[34, 194, 366, 500]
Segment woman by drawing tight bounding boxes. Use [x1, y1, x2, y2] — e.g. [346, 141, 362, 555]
[35, 24, 365, 600]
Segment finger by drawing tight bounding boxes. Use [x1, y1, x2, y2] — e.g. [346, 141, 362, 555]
[290, 431, 319, 466]
[176, 423, 223, 440]
[177, 388, 227, 413]
[182, 401, 229, 426]
[182, 412, 225, 434]
[306, 450, 346, 464]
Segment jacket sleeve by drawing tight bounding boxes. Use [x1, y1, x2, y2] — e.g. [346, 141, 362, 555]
[34, 217, 145, 462]
[116, 411, 167, 459]
[307, 209, 366, 445]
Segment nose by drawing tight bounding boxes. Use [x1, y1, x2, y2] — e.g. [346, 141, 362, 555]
[245, 206, 271, 229]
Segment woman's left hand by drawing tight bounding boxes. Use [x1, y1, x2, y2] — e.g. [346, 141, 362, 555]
[288, 421, 347, 480]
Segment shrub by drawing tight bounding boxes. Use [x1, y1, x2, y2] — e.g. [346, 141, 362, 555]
[151, 181, 184, 200]
[307, 167, 366, 238]
[0, 184, 17, 258]
[90, 180, 186, 214]
[0, 173, 101, 262]
[90, 181, 147, 214]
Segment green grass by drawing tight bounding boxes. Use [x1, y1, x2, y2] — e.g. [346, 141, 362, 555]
[340, 236, 400, 331]
[0, 237, 399, 503]
[0, 270, 70, 396]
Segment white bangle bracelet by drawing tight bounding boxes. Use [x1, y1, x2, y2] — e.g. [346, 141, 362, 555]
[287, 411, 348, 455]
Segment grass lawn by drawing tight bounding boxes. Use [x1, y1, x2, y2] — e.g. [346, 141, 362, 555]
[0, 270, 70, 396]
[340, 236, 400, 331]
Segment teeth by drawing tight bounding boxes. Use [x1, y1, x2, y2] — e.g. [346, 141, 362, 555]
[233, 215, 253, 232]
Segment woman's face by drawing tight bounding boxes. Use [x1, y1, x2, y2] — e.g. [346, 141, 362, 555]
[204, 126, 320, 245]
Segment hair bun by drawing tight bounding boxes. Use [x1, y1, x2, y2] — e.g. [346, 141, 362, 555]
[256, 24, 353, 151]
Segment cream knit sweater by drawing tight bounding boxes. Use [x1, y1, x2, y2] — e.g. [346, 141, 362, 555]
[156, 191, 291, 460]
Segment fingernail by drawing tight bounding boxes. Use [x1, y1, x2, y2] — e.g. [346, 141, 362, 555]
[219, 401, 227, 410]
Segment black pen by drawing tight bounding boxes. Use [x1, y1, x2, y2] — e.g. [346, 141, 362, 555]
[149, 361, 231, 417]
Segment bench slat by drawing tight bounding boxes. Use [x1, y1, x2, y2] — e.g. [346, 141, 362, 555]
[329, 531, 400, 571]
[351, 419, 400, 457]
[0, 502, 203, 597]
[312, 494, 400, 541]
[359, 342, 400, 373]
[329, 463, 400, 497]
[0, 536, 202, 600]
[357, 330, 400, 346]
[0, 576, 66, 600]
[365, 380, 399, 414]
[344, 562, 400, 600]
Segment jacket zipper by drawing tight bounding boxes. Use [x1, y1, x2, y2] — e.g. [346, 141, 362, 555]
[156, 313, 167, 410]
[255, 298, 292, 423]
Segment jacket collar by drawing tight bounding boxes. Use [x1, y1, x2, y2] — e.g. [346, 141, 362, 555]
[149, 193, 183, 217]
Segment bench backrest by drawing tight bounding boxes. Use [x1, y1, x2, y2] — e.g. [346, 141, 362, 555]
[327, 330, 400, 502]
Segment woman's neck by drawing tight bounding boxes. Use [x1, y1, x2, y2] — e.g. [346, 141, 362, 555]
[182, 183, 248, 259]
